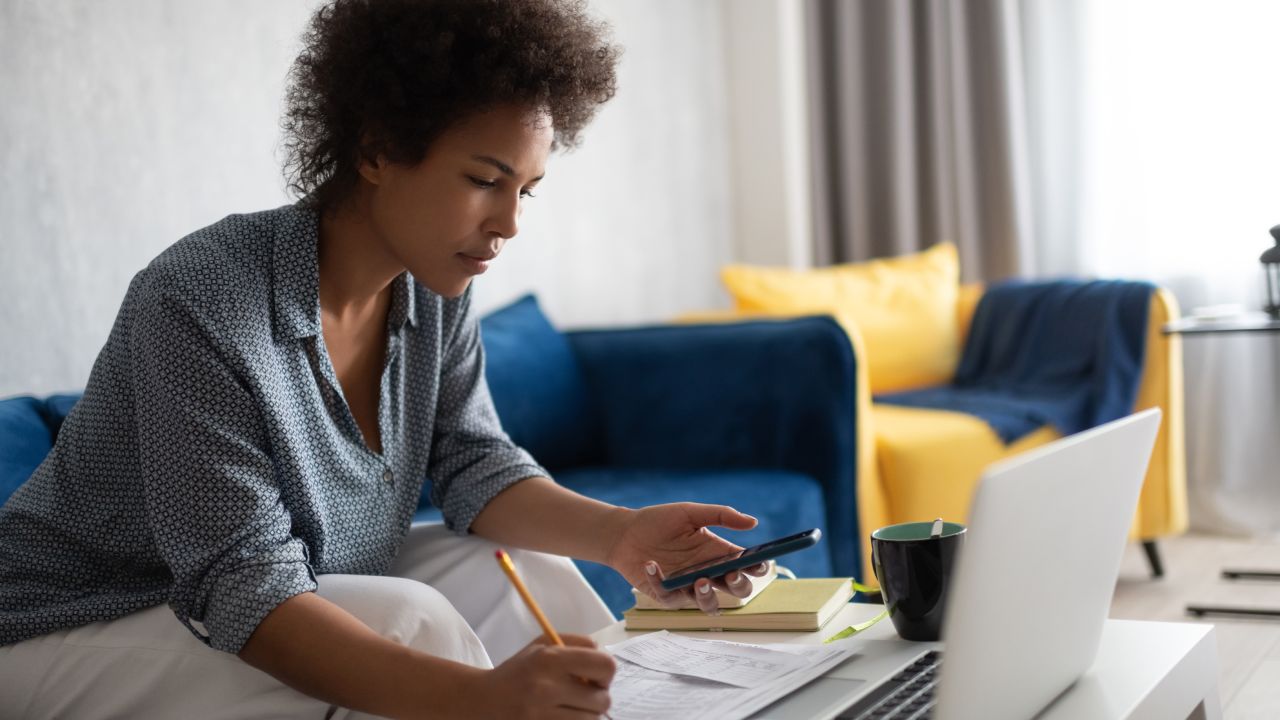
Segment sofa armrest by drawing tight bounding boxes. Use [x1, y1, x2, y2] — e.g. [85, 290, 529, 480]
[566, 317, 863, 577]
[1131, 288, 1187, 539]
[0, 393, 84, 506]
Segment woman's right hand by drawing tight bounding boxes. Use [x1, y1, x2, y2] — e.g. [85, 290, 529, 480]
[471, 633, 616, 720]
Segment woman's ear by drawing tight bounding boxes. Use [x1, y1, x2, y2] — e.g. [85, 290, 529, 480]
[355, 127, 389, 186]
[356, 153, 387, 186]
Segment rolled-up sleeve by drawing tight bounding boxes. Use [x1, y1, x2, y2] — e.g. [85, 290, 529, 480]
[429, 290, 550, 533]
[131, 277, 316, 653]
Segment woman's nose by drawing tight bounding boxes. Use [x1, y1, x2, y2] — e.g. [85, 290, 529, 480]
[484, 193, 522, 240]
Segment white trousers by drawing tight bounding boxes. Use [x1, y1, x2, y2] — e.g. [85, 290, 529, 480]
[0, 522, 616, 720]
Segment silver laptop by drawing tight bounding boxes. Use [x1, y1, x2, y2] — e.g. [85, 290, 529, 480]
[750, 408, 1162, 720]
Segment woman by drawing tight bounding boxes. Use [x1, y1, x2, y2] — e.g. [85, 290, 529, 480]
[0, 1, 768, 718]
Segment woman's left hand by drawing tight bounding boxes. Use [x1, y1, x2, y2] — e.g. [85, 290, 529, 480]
[605, 503, 773, 615]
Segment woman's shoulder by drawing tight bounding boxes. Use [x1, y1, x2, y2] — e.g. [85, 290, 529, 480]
[128, 204, 319, 334]
[146, 205, 310, 286]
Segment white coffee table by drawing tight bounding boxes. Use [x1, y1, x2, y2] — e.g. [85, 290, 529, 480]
[592, 602, 1222, 720]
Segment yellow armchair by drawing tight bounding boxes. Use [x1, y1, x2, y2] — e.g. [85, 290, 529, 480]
[691, 248, 1188, 585]
[862, 285, 1187, 584]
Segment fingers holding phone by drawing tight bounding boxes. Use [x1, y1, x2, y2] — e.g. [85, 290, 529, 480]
[642, 529, 822, 615]
[723, 561, 772, 597]
[656, 529, 822, 609]
[696, 562, 773, 613]
[642, 560, 772, 614]
[607, 503, 820, 617]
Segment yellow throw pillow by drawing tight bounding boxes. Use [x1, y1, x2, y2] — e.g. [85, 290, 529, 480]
[721, 243, 961, 394]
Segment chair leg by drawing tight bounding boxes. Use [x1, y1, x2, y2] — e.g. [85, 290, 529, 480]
[1142, 540, 1165, 579]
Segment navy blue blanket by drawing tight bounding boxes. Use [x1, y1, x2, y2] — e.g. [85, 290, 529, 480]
[876, 280, 1154, 443]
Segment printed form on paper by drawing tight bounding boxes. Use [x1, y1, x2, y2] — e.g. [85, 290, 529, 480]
[605, 631, 860, 720]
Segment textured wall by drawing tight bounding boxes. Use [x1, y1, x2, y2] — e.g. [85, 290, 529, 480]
[0, 0, 735, 397]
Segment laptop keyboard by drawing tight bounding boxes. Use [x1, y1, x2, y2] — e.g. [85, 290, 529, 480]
[836, 650, 942, 720]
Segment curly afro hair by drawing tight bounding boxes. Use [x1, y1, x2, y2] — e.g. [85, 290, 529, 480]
[281, 0, 621, 212]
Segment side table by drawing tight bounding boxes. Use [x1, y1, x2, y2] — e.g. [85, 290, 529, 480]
[1164, 315, 1280, 620]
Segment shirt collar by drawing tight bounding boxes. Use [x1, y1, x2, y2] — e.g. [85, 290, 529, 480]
[387, 271, 419, 332]
[272, 205, 419, 341]
[272, 205, 322, 341]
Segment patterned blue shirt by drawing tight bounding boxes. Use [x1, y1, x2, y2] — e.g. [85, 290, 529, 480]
[0, 204, 548, 653]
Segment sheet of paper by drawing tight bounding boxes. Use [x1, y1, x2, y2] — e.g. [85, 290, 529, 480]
[609, 631, 808, 687]
[605, 632, 862, 720]
[608, 661, 748, 720]
[707, 642, 860, 720]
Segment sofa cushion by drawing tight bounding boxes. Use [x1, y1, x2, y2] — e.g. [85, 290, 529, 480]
[555, 468, 832, 617]
[720, 242, 960, 394]
[480, 295, 600, 471]
[40, 393, 81, 444]
[0, 397, 53, 506]
[871, 403, 1059, 526]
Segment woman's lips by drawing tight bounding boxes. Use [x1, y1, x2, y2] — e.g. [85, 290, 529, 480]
[458, 253, 494, 274]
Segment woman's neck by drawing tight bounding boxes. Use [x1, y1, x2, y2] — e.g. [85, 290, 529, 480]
[317, 187, 405, 322]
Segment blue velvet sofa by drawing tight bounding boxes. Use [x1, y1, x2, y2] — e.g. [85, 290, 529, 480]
[0, 296, 861, 617]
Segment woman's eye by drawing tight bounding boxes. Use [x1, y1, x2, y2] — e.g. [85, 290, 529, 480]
[469, 177, 497, 189]
[520, 189, 537, 199]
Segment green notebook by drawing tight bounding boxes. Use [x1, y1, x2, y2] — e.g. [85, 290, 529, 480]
[623, 578, 855, 632]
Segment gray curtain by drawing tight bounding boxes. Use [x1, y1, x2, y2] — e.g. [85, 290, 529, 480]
[805, 0, 1076, 282]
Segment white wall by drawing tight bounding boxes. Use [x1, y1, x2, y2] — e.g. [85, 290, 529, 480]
[471, 0, 736, 325]
[719, 0, 813, 270]
[0, 0, 307, 397]
[0, 0, 740, 398]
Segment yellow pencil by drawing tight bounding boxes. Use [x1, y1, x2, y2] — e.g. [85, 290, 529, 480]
[495, 549, 613, 720]
[495, 549, 564, 645]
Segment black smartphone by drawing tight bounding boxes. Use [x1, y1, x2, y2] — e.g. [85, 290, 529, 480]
[659, 528, 822, 591]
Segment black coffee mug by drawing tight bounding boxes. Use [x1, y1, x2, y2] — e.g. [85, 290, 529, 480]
[871, 521, 966, 642]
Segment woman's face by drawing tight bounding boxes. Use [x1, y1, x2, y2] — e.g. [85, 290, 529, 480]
[359, 104, 553, 298]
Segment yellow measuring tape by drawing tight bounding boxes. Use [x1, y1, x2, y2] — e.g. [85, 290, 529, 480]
[823, 579, 888, 643]
[823, 609, 888, 643]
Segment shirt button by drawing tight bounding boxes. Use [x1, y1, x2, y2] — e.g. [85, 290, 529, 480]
[383, 469, 394, 484]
